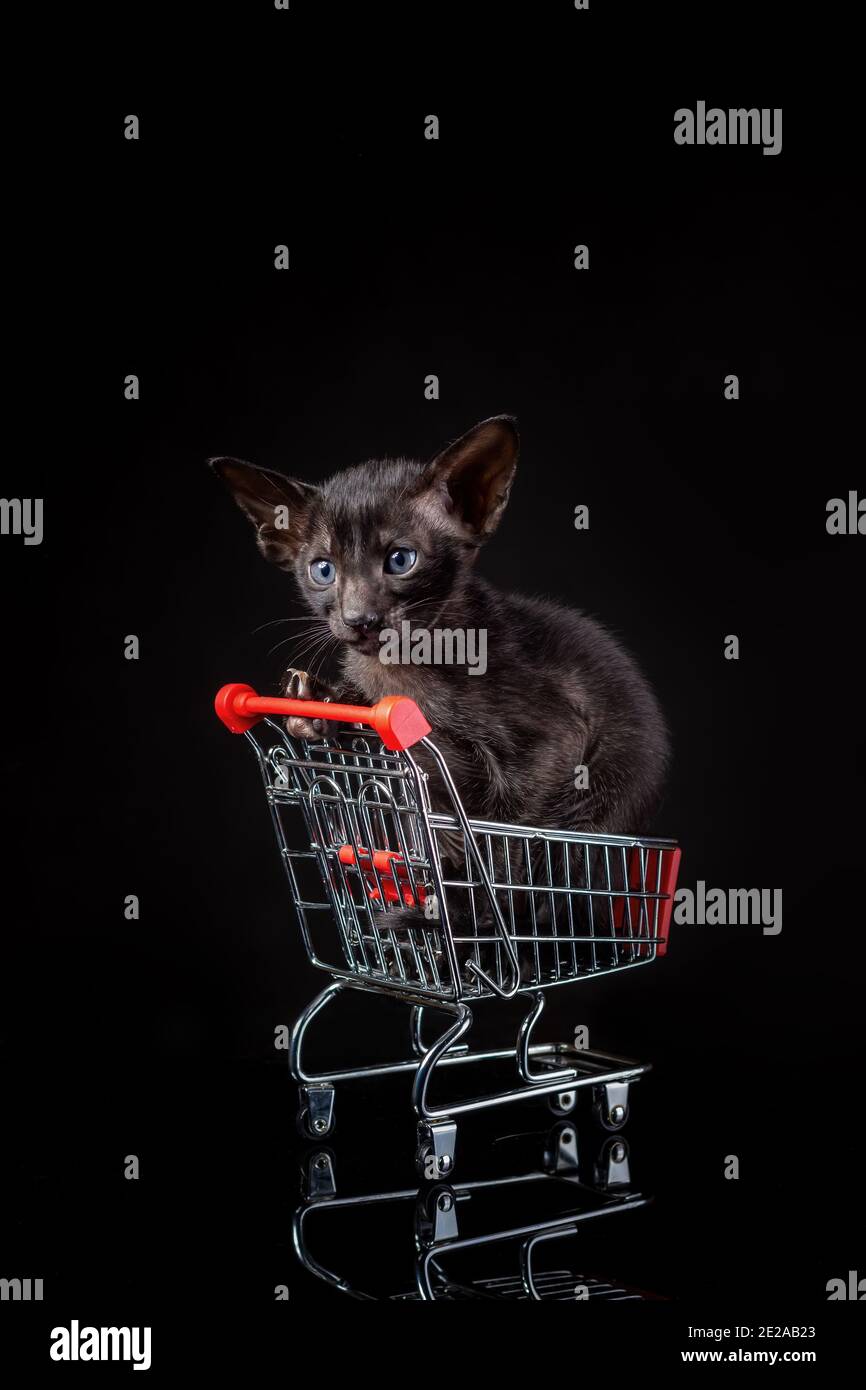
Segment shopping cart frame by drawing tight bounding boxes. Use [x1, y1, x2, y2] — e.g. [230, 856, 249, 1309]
[216, 683, 681, 1176]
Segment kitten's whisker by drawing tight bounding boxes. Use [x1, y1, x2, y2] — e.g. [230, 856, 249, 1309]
[309, 629, 338, 664]
[311, 635, 340, 682]
[254, 615, 320, 634]
[268, 627, 320, 654]
[267, 625, 327, 659]
[280, 626, 335, 668]
[395, 599, 433, 624]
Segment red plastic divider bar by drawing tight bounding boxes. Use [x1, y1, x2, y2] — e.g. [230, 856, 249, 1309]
[337, 845, 427, 909]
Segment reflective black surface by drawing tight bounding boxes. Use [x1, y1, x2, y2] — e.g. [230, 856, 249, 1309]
[2, 1042, 857, 1307]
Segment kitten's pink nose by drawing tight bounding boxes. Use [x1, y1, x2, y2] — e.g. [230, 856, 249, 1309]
[343, 611, 381, 634]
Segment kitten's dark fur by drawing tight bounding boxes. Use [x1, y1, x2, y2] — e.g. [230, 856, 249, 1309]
[210, 417, 669, 834]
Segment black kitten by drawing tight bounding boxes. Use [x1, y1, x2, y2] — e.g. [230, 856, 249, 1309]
[210, 416, 669, 834]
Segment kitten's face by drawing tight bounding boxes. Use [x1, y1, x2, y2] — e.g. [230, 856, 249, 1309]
[211, 414, 519, 655]
[294, 460, 463, 653]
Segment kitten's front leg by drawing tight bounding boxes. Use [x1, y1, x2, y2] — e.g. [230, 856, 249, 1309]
[279, 667, 346, 739]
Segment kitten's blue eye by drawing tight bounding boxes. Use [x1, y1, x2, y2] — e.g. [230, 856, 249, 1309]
[309, 558, 336, 587]
[384, 547, 417, 576]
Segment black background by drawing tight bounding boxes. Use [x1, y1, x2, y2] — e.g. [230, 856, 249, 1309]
[2, 0, 864, 1356]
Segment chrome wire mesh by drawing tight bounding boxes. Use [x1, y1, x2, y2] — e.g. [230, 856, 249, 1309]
[246, 719, 677, 1002]
[397, 1269, 649, 1302]
[430, 820, 672, 993]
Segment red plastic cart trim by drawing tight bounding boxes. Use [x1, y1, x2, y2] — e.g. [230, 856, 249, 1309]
[612, 846, 681, 957]
[214, 682, 431, 751]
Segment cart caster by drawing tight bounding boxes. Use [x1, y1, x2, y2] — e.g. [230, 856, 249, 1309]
[593, 1136, 631, 1190]
[592, 1081, 630, 1131]
[297, 1083, 335, 1139]
[544, 1121, 580, 1175]
[302, 1149, 337, 1200]
[415, 1185, 460, 1244]
[415, 1121, 457, 1181]
[548, 1088, 577, 1116]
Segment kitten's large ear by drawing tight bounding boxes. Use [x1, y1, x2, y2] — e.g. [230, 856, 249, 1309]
[208, 457, 319, 570]
[418, 416, 519, 541]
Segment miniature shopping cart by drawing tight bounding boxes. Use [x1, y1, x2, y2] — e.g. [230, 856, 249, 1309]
[215, 682, 681, 1178]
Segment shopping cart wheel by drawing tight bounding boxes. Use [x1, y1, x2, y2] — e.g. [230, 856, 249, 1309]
[592, 1081, 629, 1132]
[415, 1121, 457, 1181]
[548, 1089, 577, 1116]
[301, 1149, 337, 1201]
[297, 1083, 335, 1139]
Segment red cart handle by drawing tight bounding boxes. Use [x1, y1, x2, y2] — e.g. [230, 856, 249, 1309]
[214, 682, 431, 752]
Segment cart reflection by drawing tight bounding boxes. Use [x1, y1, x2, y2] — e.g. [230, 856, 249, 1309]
[293, 1116, 663, 1301]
